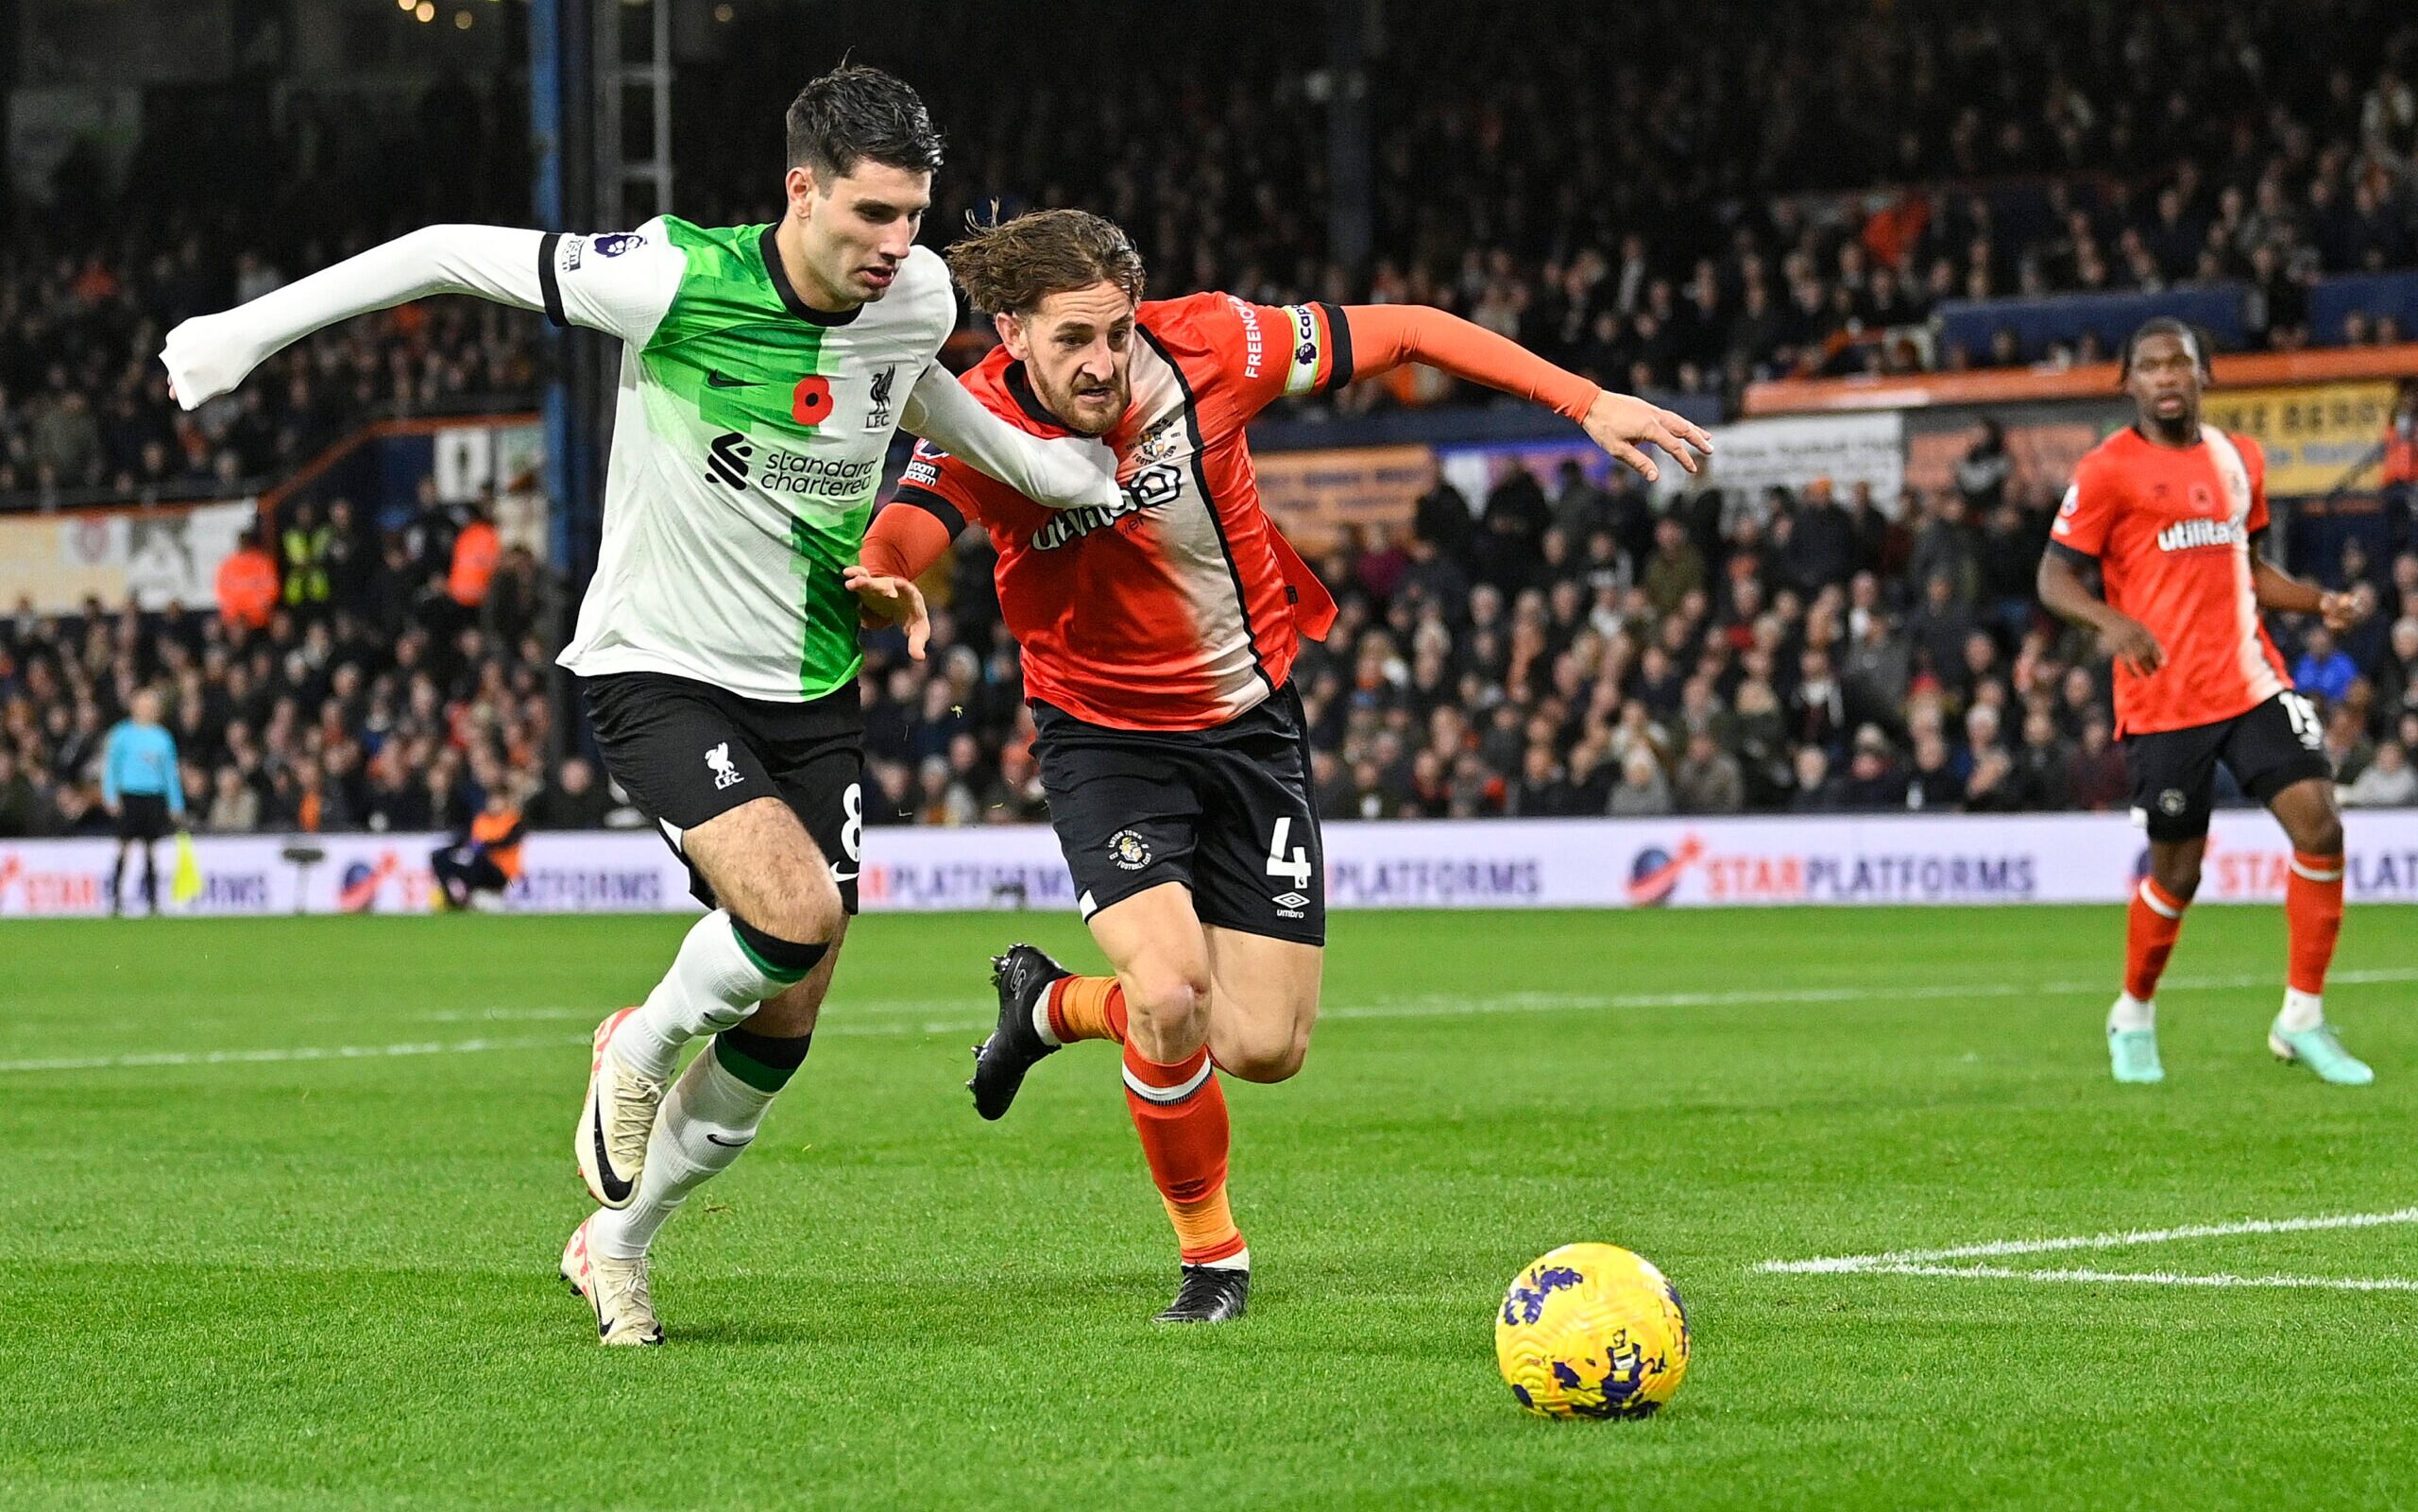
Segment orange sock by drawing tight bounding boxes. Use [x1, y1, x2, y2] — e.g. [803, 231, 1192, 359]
[2285, 851, 2345, 995]
[1121, 1041, 1245, 1266]
[2124, 876, 2188, 1000]
[1047, 976, 1127, 1045]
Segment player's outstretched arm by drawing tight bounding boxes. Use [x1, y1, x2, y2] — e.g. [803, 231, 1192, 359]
[899, 364, 1123, 513]
[1339, 305, 1711, 482]
[2038, 544, 2163, 675]
[161, 225, 678, 410]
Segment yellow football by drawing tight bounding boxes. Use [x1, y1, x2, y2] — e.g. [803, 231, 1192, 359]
[1496, 1242, 1690, 1419]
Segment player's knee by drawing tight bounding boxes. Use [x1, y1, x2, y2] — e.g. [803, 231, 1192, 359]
[2154, 858, 2203, 902]
[1124, 963, 1212, 1043]
[2294, 812, 2345, 858]
[746, 869, 844, 947]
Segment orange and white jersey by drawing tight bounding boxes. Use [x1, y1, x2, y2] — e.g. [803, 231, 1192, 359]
[894, 293, 1341, 731]
[2051, 424, 2288, 737]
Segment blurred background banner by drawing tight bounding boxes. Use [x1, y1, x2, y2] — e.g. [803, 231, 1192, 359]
[9, 810, 2417, 916]
[1253, 445, 1436, 557]
[2201, 382, 2404, 496]
[0, 500, 253, 613]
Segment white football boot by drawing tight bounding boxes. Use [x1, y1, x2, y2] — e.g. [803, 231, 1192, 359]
[575, 1007, 663, 1210]
[561, 1215, 664, 1346]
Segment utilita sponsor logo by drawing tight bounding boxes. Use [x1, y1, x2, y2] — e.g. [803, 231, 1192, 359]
[2155, 518, 2246, 552]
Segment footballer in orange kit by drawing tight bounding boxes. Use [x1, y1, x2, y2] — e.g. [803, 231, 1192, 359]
[2038, 318, 2374, 1087]
[847, 209, 1711, 1320]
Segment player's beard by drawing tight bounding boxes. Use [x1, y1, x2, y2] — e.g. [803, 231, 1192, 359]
[1040, 369, 1129, 437]
[2143, 394, 2197, 445]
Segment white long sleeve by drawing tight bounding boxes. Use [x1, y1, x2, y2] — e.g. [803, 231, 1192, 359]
[900, 361, 1124, 513]
[160, 223, 683, 411]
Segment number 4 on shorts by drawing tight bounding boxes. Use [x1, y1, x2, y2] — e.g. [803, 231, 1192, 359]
[1265, 816, 1312, 891]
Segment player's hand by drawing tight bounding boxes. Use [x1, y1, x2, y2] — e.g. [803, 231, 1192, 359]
[159, 312, 264, 412]
[2100, 614, 2165, 676]
[1579, 393, 1713, 484]
[2317, 587, 2370, 633]
[842, 565, 930, 661]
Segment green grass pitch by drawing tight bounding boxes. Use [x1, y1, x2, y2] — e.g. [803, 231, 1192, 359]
[4, 905, 2414, 1510]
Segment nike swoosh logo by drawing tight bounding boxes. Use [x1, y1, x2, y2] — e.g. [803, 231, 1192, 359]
[705, 369, 755, 388]
[703, 1132, 753, 1148]
[589, 1096, 634, 1204]
[831, 869, 858, 882]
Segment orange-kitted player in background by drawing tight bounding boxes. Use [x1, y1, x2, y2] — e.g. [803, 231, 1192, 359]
[2039, 317, 2374, 1087]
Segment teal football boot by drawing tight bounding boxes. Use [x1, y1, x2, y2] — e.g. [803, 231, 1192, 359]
[2107, 1026, 2165, 1084]
[2269, 1022, 2375, 1086]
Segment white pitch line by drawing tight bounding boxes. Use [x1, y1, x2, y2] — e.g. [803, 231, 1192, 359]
[1760, 1208, 2418, 1275]
[400, 963, 2418, 1028]
[15, 965, 2418, 1077]
[1858, 1262, 2418, 1293]
[0, 1035, 587, 1075]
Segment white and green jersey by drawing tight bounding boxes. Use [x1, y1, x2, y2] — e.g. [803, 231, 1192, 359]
[161, 217, 1120, 705]
[543, 218, 957, 700]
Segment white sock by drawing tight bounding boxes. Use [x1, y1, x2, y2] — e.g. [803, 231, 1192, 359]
[2107, 993, 2154, 1033]
[588, 1045, 777, 1261]
[617, 910, 792, 1081]
[1031, 983, 1062, 1048]
[2277, 988, 2324, 1034]
[1202, 1246, 1251, 1273]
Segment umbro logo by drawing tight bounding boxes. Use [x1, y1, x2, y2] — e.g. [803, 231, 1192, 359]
[705, 431, 752, 488]
[1272, 891, 1309, 919]
[706, 742, 742, 790]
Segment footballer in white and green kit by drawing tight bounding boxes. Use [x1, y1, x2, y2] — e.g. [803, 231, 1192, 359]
[162, 67, 1120, 1345]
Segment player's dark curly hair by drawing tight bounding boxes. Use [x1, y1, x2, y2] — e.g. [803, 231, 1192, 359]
[946, 208, 1148, 316]
[786, 65, 944, 180]
[2118, 316, 2215, 383]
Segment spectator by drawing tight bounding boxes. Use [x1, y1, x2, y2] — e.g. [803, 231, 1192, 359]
[0, 747, 43, 837]
[215, 527, 280, 631]
[1955, 420, 2014, 514]
[2341, 739, 2416, 806]
[206, 764, 261, 833]
[1789, 745, 1845, 811]
[1608, 746, 1674, 816]
[527, 756, 613, 830]
[1507, 744, 1575, 816]
[449, 506, 502, 610]
[1641, 516, 1705, 619]
[1838, 726, 1904, 809]
[1672, 729, 1745, 813]
[2293, 625, 2359, 704]
[2066, 713, 2130, 810]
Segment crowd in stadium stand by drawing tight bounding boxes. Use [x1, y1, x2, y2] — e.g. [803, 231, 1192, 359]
[11, 456, 2413, 840]
[0, 218, 547, 508]
[0, 491, 602, 841]
[5, 1, 2418, 838]
[7, 1, 2418, 513]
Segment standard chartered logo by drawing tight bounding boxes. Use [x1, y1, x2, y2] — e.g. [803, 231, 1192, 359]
[703, 431, 877, 501]
[705, 432, 753, 488]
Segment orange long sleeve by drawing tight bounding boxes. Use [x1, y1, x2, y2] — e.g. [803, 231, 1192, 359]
[1341, 305, 1600, 421]
[860, 496, 958, 582]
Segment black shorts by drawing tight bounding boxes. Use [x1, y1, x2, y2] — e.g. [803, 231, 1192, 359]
[1033, 683, 1325, 945]
[2122, 690, 2333, 842]
[582, 671, 864, 913]
[115, 794, 174, 843]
